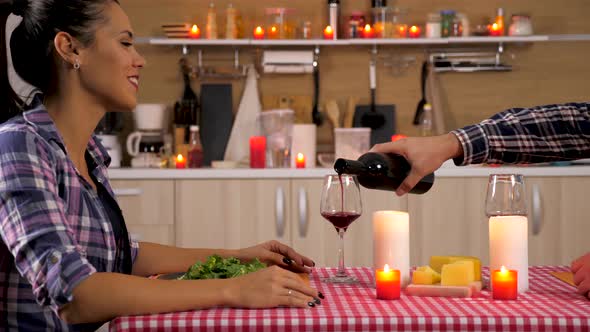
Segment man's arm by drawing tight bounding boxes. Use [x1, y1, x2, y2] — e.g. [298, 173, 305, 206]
[452, 102, 590, 165]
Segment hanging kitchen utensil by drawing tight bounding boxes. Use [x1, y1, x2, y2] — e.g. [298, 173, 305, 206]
[360, 57, 385, 129]
[412, 61, 429, 125]
[311, 48, 323, 126]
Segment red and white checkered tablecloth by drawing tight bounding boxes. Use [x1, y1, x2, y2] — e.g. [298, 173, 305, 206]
[110, 266, 590, 332]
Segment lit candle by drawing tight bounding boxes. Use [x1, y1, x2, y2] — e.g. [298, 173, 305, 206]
[253, 26, 265, 40]
[323, 25, 334, 40]
[175, 154, 186, 169]
[489, 23, 502, 36]
[397, 24, 408, 38]
[409, 25, 421, 38]
[391, 134, 407, 142]
[295, 153, 306, 168]
[489, 215, 529, 292]
[492, 266, 518, 300]
[249, 136, 266, 168]
[373, 211, 410, 288]
[268, 25, 279, 39]
[376, 264, 401, 300]
[363, 24, 374, 38]
[189, 24, 201, 39]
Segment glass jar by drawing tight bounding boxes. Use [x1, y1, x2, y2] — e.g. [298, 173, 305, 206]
[372, 6, 393, 38]
[509, 14, 533, 36]
[451, 16, 463, 37]
[440, 10, 456, 38]
[265, 8, 296, 39]
[425, 13, 441, 38]
[391, 7, 408, 39]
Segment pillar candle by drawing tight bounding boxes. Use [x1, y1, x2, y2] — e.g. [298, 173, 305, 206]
[489, 215, 529, 293]
[363, 24, 374, 38]
[175, 154, 186, 169]
[492, 266, 518, 300]
[373, 211, 410, 287]
[249, 136, 266, 168]
[376, 264, 401, 300]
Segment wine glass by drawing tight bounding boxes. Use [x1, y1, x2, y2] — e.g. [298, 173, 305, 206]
[320, 174, 362, 284]
[485, 174, 527, 217]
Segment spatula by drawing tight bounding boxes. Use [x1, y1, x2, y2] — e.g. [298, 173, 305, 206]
[360, 58, 385, 129]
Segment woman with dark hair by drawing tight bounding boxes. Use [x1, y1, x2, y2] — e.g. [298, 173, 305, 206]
[0, 1, 319, 330]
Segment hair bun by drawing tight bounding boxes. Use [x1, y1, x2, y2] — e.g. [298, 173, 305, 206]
[11, 0, 28, 17]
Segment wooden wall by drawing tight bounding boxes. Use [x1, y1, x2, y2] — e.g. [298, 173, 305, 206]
[120, 0, 590, 146]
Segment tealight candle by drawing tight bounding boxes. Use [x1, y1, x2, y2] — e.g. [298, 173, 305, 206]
[363, 24, 374, 38]
[295, 153, 306, 168]
[268, 25, 279, 39]
[409, 25, 421, 38]
[253, 26, 265, 40]
[175, 154, 186, 169]
[376, 264, 401, 300]
[492, 266, 518, 300]
[323, 25, 334, 40]
[189, 24, 201, 39]
[489, 23, 502, 36]
[249, 136, 266, 168]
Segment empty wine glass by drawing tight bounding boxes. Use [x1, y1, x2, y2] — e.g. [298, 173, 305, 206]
[485, 174, 527, 217]
[320, 174, 362, 284]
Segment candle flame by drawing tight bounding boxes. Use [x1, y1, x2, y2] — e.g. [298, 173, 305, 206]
[191, 24, 199, 34]
[324, 25, 333, 33]
[492, 23, 499, 31]
[384, 264, 390, 272]
[255, 26, 264, 34]
[297, 153, 304, 161]
[410, 25, 419, 33]
[270, 26, 277, 33]
[500, 265, 507, 273]
[364, 24, 372, 32]
[176, 154, 184, 162]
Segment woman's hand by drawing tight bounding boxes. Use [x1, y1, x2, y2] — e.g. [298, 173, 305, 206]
[223, 265, 322, 309]
[370, 133, 463, 196]
[572, 252, 590, 298]
[236, 240, 314, 273]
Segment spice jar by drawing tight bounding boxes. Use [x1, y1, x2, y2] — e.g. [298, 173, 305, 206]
[347, 11, 366, 38]
[425, 13, 441, 38]
[509, 14, 533, 36]
[440, 10, 456, 38]
[451, 16, 463, 37]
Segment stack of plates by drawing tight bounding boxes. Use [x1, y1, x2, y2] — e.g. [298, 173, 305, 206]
[161, 23, 192, 38]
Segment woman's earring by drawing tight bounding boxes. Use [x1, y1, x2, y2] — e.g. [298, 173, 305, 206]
[74, 60, 80, 70]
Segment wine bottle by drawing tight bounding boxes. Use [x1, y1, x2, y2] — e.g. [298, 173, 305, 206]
[334, 152, 435, 194]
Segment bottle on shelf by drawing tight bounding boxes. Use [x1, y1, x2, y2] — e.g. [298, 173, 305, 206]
[328, 0, 340, 39]
[420, 103, 433, 137]
[206, 2, 218, 39]
[225, 3, 238, 39]
[334, 152, 435, 194]
[187, 125, 204, 168]
[495, 8, 505, 36]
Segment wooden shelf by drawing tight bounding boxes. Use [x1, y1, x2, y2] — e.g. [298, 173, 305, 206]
[138, 35, 590, 47]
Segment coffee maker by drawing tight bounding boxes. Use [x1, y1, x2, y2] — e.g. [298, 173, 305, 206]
[96, 112, 123, 168]
[126, 104, 170, 168]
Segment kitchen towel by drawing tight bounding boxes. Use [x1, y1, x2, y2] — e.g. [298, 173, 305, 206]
[224, 66, 261, 165]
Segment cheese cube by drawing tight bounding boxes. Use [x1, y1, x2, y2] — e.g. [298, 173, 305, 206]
[441, 261, 475, 286]
[413, 270, 435, 285]
[414, 265, 441, 284]
[430, 256, 481, 281]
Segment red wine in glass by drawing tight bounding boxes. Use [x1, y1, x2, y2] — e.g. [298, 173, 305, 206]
[321, 211, 361, 231]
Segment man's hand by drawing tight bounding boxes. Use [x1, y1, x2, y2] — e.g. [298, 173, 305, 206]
[370, 133, 463, 196]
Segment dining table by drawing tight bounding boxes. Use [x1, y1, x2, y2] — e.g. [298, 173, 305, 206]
[110, 266, 589, 332]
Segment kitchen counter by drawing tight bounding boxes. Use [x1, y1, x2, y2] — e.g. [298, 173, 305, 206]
[107, 161, 590, 180]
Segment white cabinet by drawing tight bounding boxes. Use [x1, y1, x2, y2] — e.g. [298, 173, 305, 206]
[110, 180, 175, 246]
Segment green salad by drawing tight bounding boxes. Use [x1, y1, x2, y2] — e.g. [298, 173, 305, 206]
[179, 255, 266, 280]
